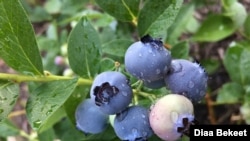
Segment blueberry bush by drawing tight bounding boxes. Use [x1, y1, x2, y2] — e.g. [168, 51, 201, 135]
[0, 0, 250, 141]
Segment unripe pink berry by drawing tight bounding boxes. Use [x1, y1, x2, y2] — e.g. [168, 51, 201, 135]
[149, 94, 195, 141]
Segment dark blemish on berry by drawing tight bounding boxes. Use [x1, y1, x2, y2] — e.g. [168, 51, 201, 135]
[151, 38, 163, 49]
[140, 34, 153, 43]
[140, 34, 163, 49]
[93, 82, 119, 106]
[177, 117, 199, 137]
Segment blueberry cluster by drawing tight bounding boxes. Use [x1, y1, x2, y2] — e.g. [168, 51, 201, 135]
[75, 34, 208, 141]
[125, 34, 208, 103]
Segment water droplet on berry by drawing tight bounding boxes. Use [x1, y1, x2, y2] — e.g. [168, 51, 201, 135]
[164, 66, 168, 72]
[132, 128, 138, 134]
[170, 111, 179, 123]
[140, 72, 143, 77]
[143, 131, 148, 136]
[200, 90, 205, 96]
[171, 61, 182, 73]
[199, 68, 204, 74]
[196, 89, 199, 94]
[180, 71, 185, 76]
[156, 69, 161, 74]
[203, 77, 208, 83]
[139, 53, 142, 57]
[148, 49, 153, 54]
[142, 114, 146, 118]
[188, 81, 194, 88]
[122, 92, 128, 96]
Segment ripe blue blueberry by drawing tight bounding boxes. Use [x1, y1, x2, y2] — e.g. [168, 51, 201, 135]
[164, 59, 208, 103]
[114, 105, 153, 141]
[75, 98, 109, 134]
[124, 34, 172, 82]
[90, 71, 133, 115]
[149, 94, 195, 141]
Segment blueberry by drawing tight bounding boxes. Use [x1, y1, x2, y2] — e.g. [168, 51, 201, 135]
[143, 78, 165, 89]
[149, 94, 195, 141]
[124, 34, 172, 82]
[114, 105, 153, 141]
[90, 71, 133, 115]
[75, 98, 109, 134]
[164, 59, 208, 103]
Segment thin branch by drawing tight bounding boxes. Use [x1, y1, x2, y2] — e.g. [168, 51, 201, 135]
[0, 72, 93, 86]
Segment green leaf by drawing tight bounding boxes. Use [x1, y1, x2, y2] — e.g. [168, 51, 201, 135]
[100, 58, 116, 72]
[61, 0, 89, 15]
[37, 37, 60, 74]
[38, 128, 55, 141]
[26, 78, 78, 133]
[193, 14, 236, 42]
[166, 3, 196, 44]
[244, 14, 250, 38]
[84, 11, 116, 28]
[216, 82, 244, 104]
[64, 85, 89, 124]
[81, 124, 118, 141]
[222, 0, 237, 7]
[223, 45, 243, 83]
[28, 6, 52, 23]
[102, 39, 133, 57]
[200, 59, 220, 74]
[170, 41, 189, 59]
[0, 81, 19, 122]
[0, 119, 20, 137]
[54, 117, 119, 141]
[222, 0, 247, 28]
[185, 15, 200, 33]
[53, 117, 85, 141]
[244, 85, 250, 103]
[177, 135, 190, 141]
[239, 48, 250, 85]
[0, 0, 44, 75]
[223, 44, 250, 85]
[95, 0, 140, 22]
[68, 17, 102, 79]
[99, 27, 116, 44]
[44, 0, 62, 14]
[138, 0, 183, 37]
[40, 107, 66, 133]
